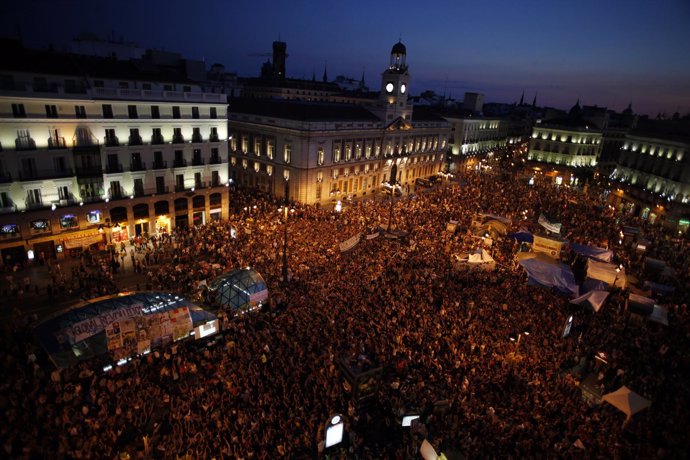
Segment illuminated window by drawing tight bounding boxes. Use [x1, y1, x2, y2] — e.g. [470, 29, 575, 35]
[317, 148, 324, 165]
[284, 143, 291, 164]
[267, 139, 274, 159]
[355, 144, 362, 159]
[254, 138, 262, 156]
[241, 136, 248, 154]
[345, 145, 352, 161]
[334, 146, 341, 162]
[267, 164, 273, 176]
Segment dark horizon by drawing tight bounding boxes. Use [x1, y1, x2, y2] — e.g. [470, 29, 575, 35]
[3, 0, 690, 117]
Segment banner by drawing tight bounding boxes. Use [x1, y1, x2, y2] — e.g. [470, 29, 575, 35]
[339, 233, 361, 252]
[68, 304, 144, 342]
[532, 235, 564, 258]
[62, 230, 104, 249]
[538, 213, 562, 234]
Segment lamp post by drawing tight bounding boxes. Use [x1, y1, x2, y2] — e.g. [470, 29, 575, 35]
[510, 330, 530, 352]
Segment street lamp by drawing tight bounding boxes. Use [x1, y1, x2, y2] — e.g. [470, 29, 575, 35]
[510, 329, 530, 352]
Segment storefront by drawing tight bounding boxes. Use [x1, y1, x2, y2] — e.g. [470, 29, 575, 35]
[154, 200, 171, 234]
[132, 204, 150, 237]
[61, 229, 104, 256]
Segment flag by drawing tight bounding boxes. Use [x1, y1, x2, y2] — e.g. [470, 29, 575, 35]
[538, 213, 562, 234]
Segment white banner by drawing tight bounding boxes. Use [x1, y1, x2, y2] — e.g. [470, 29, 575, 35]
[69, 304, 144, 342]
[538, 213, 562, 234]
[339, 233, 361, 252]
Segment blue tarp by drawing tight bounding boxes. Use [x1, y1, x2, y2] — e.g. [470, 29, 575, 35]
[570, 243, 614, 263]
[519, 257, 578, 296]
[510, 231, 534, 243]
[581, 277, 609, 294]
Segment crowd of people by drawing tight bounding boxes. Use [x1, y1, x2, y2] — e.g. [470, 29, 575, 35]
[1, 168, 689, 459]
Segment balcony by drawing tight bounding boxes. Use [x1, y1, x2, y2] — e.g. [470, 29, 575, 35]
[155, 186, 170, 194]
[105, 163, 124, 174]
[194, 181, 206, 189]
[73, 138, 100, 149]
[25, 200, 46, 210]
[15, 138, 36, 151]
[209, 155, 222, 165]
[130, 160, 146, 172]
[192, 133, 203, 143]
[211, 178, 221, 187]
[192, 157, 205, 166]
[48, 137, 67, 149]
[104, 136, 120, 147]
[0, 204, 17, 215]
[173, 159, 187, 168]
[75, 165, 103, 176]
[19, 168, 74, 181]
[209, 133, 220, 142]
[128, 135, 143, 146]
[174, 184, 187, 192]
[90, 87, 227, 103]
[172, 134, 185, 144]
[0, 172, 12, 183]
[152, 160, 168, 170]
[33, 83, 58, 93]
[151, 134, 165, 145]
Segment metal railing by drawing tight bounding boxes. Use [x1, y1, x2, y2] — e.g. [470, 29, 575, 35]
[48, 137, 66, 149]
[105, 164, 123, 174]
[130, 161, 146, 172]
[173, 159, 187, 168]
[152, 160, 168, 170]
[104, 136, 120, 147]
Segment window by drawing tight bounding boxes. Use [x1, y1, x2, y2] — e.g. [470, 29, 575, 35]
[334, 145, 341, 162]
[183, 86, 191, 92]
[93, 80, 104, 88]
[152, 128, 163, 144]
[210, 127, 219, 142]
[254, 138, 262, 156]
[192, 107, 199, 119]
[192, 127, 202, 143]
[27, 189, 42, 206]
[110, 181, 123, 198]
[345, 145, 352, 161]
[53, 157, 66, 173]
[133, 178, 144, 196]
[156, 176, 166, 193]
[164, 84, 173, 91]
[11, 103, 26, 118]
[142, 83, 152, 90]
[267, 139, 274, 159]
[317, 148, 324, 165]
[128, 105, 138, 119]
[284, 143, 292, 164]
[118, 81, 129, 89]
[241, 136, 248, 153]
[151, 105, 160, 119]
[45, 104, 58, 118]
[172, 106, 181, 119]
[211, 170, 220, 186]
[129, 128, 142, 145]
[58, 186, 70, 201]
[210, 107, 217, 119]
[102, 104, 113, 119]
[75, 105, 86, 118]
[173, 128, 184, 143]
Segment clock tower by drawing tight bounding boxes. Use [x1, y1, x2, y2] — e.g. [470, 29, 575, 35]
[378, 41, 411, 123]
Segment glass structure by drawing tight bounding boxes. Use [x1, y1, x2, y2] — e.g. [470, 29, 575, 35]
[33, 292, 217, 369]
[206, 268, 268, 313]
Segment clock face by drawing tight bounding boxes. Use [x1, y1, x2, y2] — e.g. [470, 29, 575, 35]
[385, 82, 395, 93]
[400, 83, 407, 94]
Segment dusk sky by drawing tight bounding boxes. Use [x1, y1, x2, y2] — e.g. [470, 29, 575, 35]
[3, 0, 690, 116]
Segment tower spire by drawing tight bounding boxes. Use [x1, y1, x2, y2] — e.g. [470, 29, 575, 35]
[322, 62, 328, 83]
[519, 90, 524, 106]
[532, 93, 537, 108]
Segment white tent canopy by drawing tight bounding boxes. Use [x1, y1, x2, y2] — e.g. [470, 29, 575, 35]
[586, 259, 627, 289]
[601, 386, 651, 419]
[570, 290, 610, 312]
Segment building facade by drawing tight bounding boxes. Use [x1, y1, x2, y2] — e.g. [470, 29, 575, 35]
[609, 126, 690, 231]
[0, 41, 229, 264]
[446, 116, 507, 172]
[228, 42, 450, 205]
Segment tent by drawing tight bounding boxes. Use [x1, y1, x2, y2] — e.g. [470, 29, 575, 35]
[586, 259, 627, 289]
[650, 305, 669, 326]
[580, 277, 609, 294]
[642, 281, 675, 296]
[453, 249, 496, 272]
[509, 230, 534, 244]
[479, 213, 511, 225]
[517, 252, 578, 296]
[601, 386, 651, 419]
[627, 293, 655, 316]
[570, 243, 614, 263]
[570, 290, 610, 312]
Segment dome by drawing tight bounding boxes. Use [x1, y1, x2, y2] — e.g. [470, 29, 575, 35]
[391, 41, 406, 55]
[207, 268, 268, 313]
